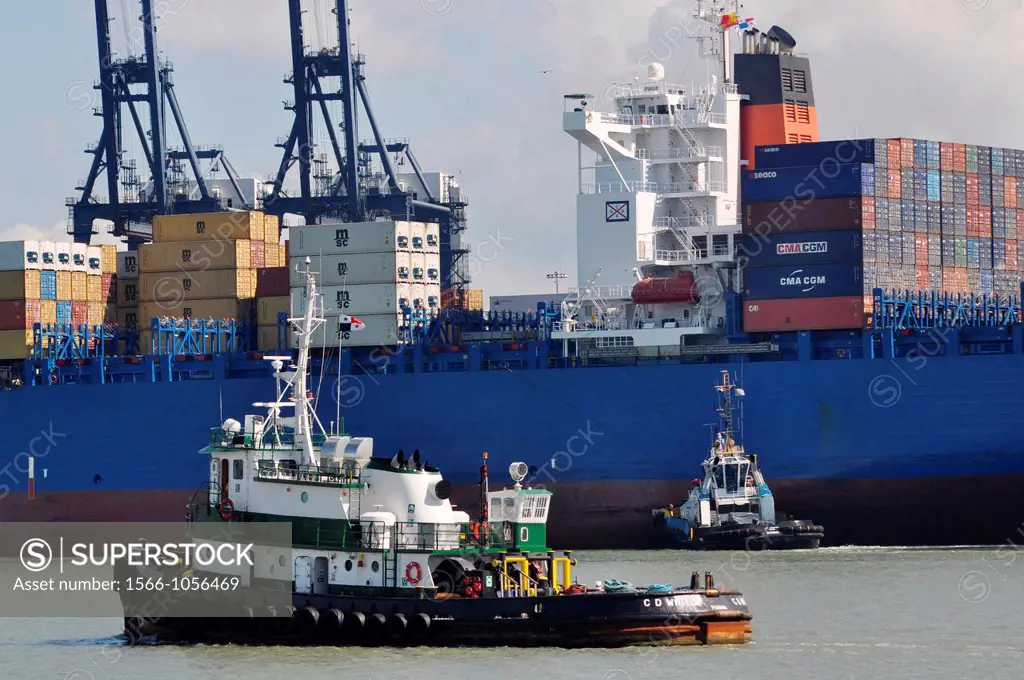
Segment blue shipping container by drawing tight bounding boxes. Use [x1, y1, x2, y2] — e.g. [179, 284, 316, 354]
[741, 164, 865, 203]
[739, 229, 863, 267]
[56, 301, 72, 325]
[754, 139, 876, 170]
[40, 270, 57, 300]
[742, 263, 864, 300]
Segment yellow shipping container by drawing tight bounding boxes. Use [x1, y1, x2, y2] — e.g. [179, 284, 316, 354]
[40, 300, 57, 324]
[264, 245, 277, 268]
[139, 298, 253, 322]
[116, 307, 139, 327]
[0, 329, 33, 360]
[264, 216, 280, 245]
[117, 278, 140, 308]
[87, 274, 103, 302]
[137, 269, 256, 302]
[0, 270, 41, 301]
[71, 271, 87, 301]
[152, 211, 266, 243]
[87, 301, 105, 325]
[139, 240, 251, 272]
[257, 325, 284, 351]
[101, 244, 117, 274]
[56, 271, 72, 300]
[257, 295, 290, 326]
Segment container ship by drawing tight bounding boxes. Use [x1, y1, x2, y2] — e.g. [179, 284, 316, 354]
[0, 1, 1022, 549]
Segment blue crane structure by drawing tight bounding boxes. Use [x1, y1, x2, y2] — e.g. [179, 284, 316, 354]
[68, 0, 248, 248]
[262, 0, 470, 295]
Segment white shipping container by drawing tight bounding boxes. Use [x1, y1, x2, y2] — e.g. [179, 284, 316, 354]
[71, 243, 88, 273]
[293, 252, 412, 286]
[291, 312, 407, 348]
[55, 242, 72, 272]
[291, 221, 409, 256]
[425, 222, 440, 254]
[117, 251, 140, 279]
[39, 241, 56, 269]
[292, 282, 414, 315]
[0, 240, 42, 271]
[86, 245, 103, 274]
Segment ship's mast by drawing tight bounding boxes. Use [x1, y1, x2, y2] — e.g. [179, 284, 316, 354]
[715, 369, 743, 450]
[291, 257, 326, 467]
[694, 0, 740, 84]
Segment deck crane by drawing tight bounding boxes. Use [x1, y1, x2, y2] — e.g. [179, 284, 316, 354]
[262, 0, 470, 296]
[68, 0, 249, 248]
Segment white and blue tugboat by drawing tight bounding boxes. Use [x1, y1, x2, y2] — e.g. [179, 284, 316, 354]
[117, 261, 754, 648]
[653, 370, 824, 550]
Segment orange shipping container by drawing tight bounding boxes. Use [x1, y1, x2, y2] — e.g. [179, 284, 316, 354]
[71, 271, 87, 301]
[87, 301, 105, 325]
[87, 274, 103, 302]
[0, 270, 42, 301]
[138, 298, 253, 323]
[40, 299, 56, 324]
[137, 269, 256, 302]
[152, 211, 266, 243]
[265, 243, 281, 268]
[139, 240, 252, 272]
[101, 244, 117, 274]
[264, 215, 280, 246]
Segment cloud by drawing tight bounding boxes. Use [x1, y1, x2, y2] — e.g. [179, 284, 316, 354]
[0, 222, 123, 247]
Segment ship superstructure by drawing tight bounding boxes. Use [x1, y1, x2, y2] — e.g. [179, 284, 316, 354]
[557, 1, 754, 359]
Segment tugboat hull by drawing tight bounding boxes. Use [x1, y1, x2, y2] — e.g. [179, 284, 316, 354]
[119, 570, 752, 648]
[660, 516, 824, 551]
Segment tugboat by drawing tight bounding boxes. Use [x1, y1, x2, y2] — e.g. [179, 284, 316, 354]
[117, 261, 754, 648]
[652, 371, 824, 550]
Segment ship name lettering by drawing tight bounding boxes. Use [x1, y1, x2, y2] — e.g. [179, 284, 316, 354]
[642, 598, 663, 607]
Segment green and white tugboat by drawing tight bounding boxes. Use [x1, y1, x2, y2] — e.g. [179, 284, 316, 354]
[118, 260, 754, 648]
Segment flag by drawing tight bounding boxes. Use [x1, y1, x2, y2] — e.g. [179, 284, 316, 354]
[719, 12, 738, 28]
[338, 315, 365, 331]
[737, 17, 755, 30]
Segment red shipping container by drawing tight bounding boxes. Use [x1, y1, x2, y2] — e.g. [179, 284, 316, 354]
[1007, 241, 1019, 270]
[71, 301, 88, 325]
[916, 266, 929, 289]
[102, 273, 116, 304]
[742, 295, 865, 333]
[250, 241, 265, 268]
[0, 300, 30, 330]
[742, 197, 867, 235]
[256, 267, 289, 297]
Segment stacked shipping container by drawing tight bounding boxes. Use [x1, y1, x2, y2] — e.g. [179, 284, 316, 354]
[288, 220, 442, 347]
[137, 211, 282, 351]
[440, 288, 485, 311]
[0, 241, 117, 359]
[741, 137, 1024, 332]
[255, 267, 289, 351]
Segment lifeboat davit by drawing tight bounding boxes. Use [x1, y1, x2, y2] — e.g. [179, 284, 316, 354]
[631, 270, 698, 304]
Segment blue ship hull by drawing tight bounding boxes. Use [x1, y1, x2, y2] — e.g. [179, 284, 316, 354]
[2, 346, 1024, 548]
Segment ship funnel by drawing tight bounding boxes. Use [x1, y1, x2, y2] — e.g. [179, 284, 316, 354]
[766, 26, 796, 53]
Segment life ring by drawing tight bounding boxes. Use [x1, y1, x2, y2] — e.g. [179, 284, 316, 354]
[50, 374, 57, 385]
[405, 561, 422, 585]
[220, 498, 234, 521]
[469, 522, 480, 540]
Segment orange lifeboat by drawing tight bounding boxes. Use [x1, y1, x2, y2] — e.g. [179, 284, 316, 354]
[631, 270, 698, 304]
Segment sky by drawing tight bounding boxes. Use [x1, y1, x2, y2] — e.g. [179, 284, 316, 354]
[2, 0, 1024, 296]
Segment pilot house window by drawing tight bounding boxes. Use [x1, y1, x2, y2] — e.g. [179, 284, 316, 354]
[232, 459, 244, 480]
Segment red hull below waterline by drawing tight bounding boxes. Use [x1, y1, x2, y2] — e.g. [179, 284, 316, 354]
[1, 475, 1022, 551]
